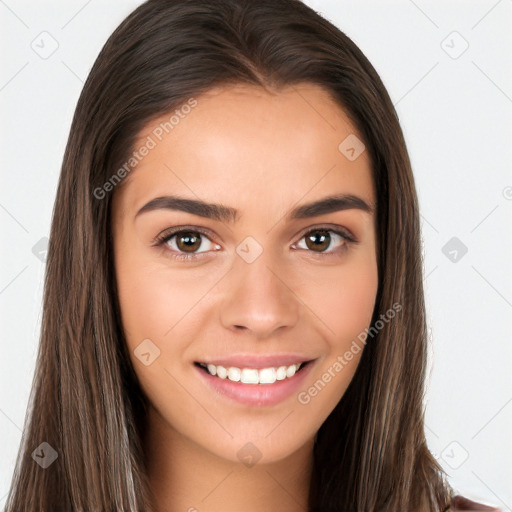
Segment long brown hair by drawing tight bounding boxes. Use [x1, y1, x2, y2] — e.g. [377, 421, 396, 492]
[4, 0, 454, 510]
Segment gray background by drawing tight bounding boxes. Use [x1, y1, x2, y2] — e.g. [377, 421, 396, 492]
[1, 0, 511, 508]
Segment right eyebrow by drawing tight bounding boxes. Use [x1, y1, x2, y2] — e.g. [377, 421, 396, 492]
[135, 195, 239, 223]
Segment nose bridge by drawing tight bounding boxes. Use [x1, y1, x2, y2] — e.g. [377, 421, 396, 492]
[219, 244, 300, 337]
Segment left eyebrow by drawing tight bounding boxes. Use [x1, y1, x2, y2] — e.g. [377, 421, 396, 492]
[134, 193, 374, 222]
[287, 194, 374, 219]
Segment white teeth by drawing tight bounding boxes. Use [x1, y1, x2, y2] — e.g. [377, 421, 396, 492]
[286, 365, 297, 378]
[227, 367, 241, 382]
[276, 366, 287, 380]
[259, 367, 276, 384]
[201, 362, 303, 384]
[240, 368, 259, 384]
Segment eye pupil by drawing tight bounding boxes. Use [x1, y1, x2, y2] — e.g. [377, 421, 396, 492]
[177, 232, 201, 252]
[305, 230, 330, 252]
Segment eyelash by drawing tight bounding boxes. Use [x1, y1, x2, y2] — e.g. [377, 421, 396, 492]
[152, 224, 357, 262]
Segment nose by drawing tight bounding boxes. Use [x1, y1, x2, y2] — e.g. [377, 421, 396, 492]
[219, 252, 300, 339]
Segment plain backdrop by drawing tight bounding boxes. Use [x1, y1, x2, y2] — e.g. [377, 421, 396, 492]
[1, 0, 511, 509]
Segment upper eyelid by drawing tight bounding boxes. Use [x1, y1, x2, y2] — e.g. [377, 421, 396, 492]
[295, 223, 355, 241]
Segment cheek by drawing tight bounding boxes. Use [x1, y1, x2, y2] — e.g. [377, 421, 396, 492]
[116, 265, 168, 345]
[114, 242, 189, 352]
[114, 254, 198, 403]
[304, 252, 378, 347]
[113, 219, 197, 333]
[295, 257, 377, 415]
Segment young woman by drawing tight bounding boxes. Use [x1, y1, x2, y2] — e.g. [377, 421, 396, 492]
[4, 1, 501, 511]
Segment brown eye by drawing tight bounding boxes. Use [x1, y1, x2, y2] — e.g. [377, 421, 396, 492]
[155, 227, 221, 261]
[304, 230, 331, 252]
[175, 231, 202, 253]
[294, 227, 354, 255]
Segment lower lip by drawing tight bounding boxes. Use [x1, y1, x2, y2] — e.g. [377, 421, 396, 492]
[194, 361, 315, 407]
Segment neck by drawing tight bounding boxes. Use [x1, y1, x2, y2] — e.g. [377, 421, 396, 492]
[144, 405, 314, 512]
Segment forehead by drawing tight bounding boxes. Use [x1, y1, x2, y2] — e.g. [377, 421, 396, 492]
[114, 82, 374, 217]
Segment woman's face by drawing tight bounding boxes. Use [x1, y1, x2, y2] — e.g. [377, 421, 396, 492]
[112, 82, 378, 465]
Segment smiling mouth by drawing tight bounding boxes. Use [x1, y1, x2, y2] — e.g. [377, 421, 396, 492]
[194, 360, 311, 385]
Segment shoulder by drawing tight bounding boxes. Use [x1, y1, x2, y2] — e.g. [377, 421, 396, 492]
[444, 494, 502, 511]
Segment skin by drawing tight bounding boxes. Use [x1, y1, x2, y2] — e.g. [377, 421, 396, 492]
[112, 82, 378, 512]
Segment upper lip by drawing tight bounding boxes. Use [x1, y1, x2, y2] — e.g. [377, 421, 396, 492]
[196, 354, 315, 369]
